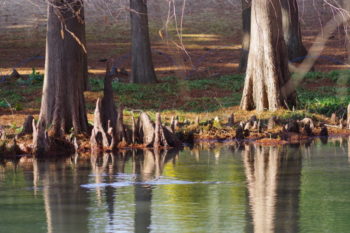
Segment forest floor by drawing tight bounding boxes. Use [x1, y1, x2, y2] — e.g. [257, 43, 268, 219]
[0, 0, 349, 147]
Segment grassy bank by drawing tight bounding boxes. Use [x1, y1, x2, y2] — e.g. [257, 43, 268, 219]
[0, 69, 349, 116]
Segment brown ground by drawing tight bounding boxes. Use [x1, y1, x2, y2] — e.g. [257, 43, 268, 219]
[0, 0, 349, 78]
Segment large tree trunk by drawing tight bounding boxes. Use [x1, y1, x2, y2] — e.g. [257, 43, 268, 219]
[38, 0, 88, 137]
[238, 0, 251, 73]
[130, 0, 157, 83]
[240, 0, 296, 111]
[281, 0, 307, 61]
[239, 0, 306, 72]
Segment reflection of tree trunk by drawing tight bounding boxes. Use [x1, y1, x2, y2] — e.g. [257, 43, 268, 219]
[243, 145, 302, 233]
[105, 154, 116, 226]
[134, 184, 152, 233]
[91, 153, 110, 205]
[274, 146, 302, 233]
[134, 150, 153, 233]
[244, 145, 279, 233]
[132, 149, 178, 233]
[35, 159, 90, 233]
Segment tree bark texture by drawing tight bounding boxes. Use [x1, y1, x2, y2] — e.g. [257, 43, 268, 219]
[130, 0, 157, 83]
[240, 0, 296, 111]
[281, 0, 307, 61]
[239, 0, 307, 71]
[39, 0, 88, 137]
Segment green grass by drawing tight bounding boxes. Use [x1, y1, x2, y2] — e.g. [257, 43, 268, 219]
[88, 74, 244, 112]
[296, 70, 350, 116]
[0, 70, 348, 116]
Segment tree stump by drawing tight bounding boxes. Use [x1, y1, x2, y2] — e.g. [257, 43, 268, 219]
[286, 120, 299, 133]
[90, 99, 113, 150]
[16, 115, 34, 138]
[250, 115, 257, 122]
[300, 118, 315, 129]
[244, 121, 252, 130]
[137, 112, 155, 146]
[330, 113, 338, 124]
[268, 116, 276, 130]
[227, 113, 235, 127]
[252, 121, 258, 130]
[339, 119, 344, 129]
[0, 126, 6, 140]
[32, 119, 50, 156]
[302, 124, 313, 136]
[116, 105, 127, 144]
[131, 116, 137, 144]
[194, 116, 200, 126]
[320, 126, 329, 137]
[154, 113, 169, 148]
[170, 116, 178, 133]
[137, 112, 180, 148]
[236, 126, 245, 140]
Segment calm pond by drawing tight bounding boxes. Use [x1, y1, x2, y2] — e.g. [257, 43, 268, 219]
[1, 138, 350, 233]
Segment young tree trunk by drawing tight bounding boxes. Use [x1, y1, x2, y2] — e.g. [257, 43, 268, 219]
[38, 0, 88, 137]
[240, 0, 296, 111]
[130, 0, 157, 83]
[281, 0, 307, 61]
[238, 0, 251, 73]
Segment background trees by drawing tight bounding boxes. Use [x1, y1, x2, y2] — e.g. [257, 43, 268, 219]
[281, 0, 307, 61]
[238, 0, 251, 73]
[130, 0, 157, 84]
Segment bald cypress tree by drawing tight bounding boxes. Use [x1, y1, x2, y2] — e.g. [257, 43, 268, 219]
[37, 0, 88, 137]
[240, 0, 296, 111]
[130, 0, 157, 83]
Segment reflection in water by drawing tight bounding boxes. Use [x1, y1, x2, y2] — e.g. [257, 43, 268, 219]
[134, 150, 177, 233]
[33, 158, 90, 233]
[243, 145, 302, 233]
[89, 149, 178, 233]
[2, 141, 350, 232]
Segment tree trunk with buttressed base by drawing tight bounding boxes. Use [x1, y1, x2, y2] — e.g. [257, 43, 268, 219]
[38, 0, 88, 138]
[240, 0, 296, 111]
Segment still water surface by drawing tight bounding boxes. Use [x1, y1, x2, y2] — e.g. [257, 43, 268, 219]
[1, 138, 350, 233]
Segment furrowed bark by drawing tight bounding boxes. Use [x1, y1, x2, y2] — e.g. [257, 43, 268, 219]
[38, 0, 88, 137]
[240, 0, 296, 111]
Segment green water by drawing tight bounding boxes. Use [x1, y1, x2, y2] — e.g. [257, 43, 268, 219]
[1, 138, 350, 233]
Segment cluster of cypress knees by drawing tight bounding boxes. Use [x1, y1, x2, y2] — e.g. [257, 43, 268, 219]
[1, 65, 349, 157]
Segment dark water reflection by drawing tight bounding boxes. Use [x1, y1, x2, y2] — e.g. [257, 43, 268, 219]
[1, 138, 350, 233]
